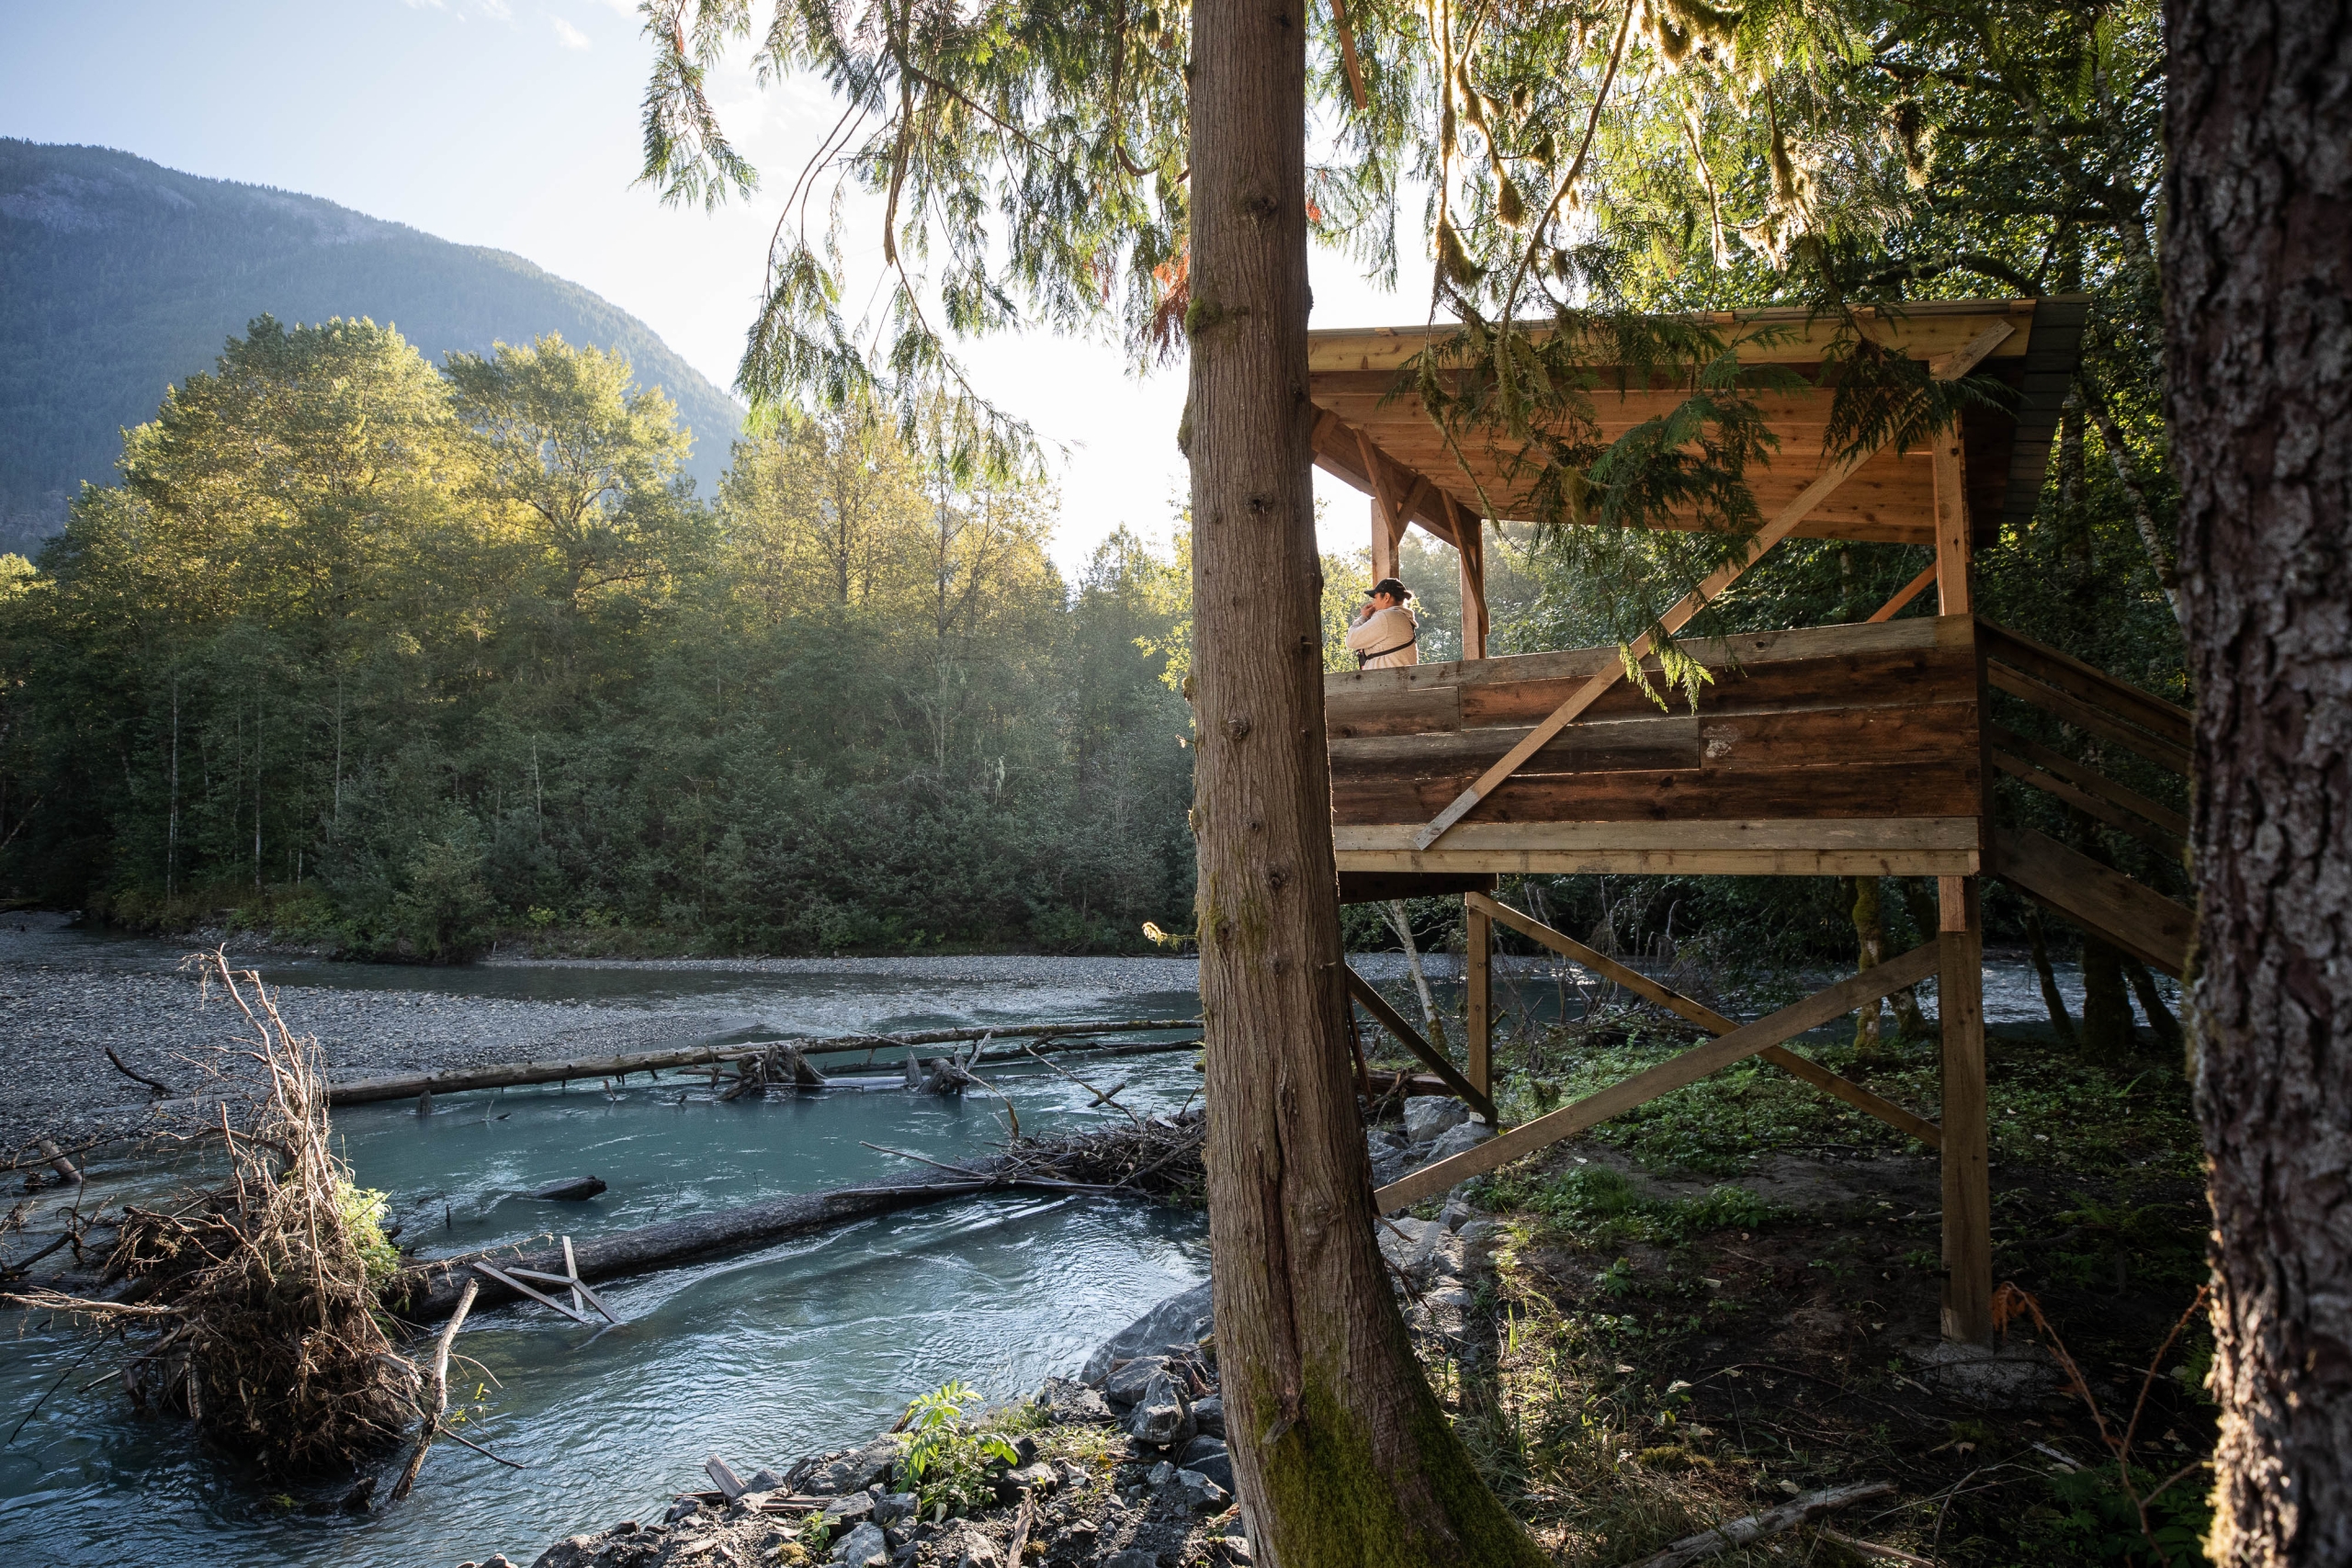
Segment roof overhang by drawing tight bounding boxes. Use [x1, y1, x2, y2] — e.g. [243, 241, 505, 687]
[1308, 297, 2088, 549]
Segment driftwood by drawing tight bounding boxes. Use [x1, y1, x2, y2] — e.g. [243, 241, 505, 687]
[328, 1021, 1200, 1106]
[389, 1275, 478, 1502]
[1631, 1481, 1894, 1568]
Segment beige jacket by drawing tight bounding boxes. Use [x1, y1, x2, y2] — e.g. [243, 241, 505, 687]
[1345, 604, 1419, 669]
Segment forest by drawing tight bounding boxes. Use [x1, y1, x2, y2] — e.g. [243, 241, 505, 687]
[0, 319, 1211, 958]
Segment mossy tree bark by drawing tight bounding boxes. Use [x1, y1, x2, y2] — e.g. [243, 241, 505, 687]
[2165, 0, 2352, 1555]
[1184, 4, 1544, 1563]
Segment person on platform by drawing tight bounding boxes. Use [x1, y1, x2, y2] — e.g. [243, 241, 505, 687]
[1346, 578, 1419, 670]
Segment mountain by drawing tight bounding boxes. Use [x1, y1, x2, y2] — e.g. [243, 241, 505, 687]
[0, 140, 743, 553]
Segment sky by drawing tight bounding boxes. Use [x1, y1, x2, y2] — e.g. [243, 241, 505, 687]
[3, 0, 1436, 578]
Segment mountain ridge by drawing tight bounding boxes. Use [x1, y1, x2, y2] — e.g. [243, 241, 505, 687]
[0, 140, 743, 551]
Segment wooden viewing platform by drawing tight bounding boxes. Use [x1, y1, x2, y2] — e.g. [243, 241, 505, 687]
[1311, 298, 2190, 1345]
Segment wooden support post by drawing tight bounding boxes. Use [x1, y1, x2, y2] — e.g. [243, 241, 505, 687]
[1371, 495, 1397, 582]
[1464, 897, 1492, 1111]
[1938, 874, 1992, 1344]
[1933, 421, 1972, 615]
[1453, 498, 1488, 661]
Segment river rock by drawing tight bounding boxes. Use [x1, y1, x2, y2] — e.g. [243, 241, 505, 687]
[529, 1175, 607, 1201]
[1080, 1280, 1214, 1384]
[1403, 1097, 1469, 1144]
[1422, 1120, 1493, 1164]
[872, 1490, 918, 1524]
[1190, 1393, 1224, 1437]
[821, 1491, 876, 1527]
[1125, 1368, 1195, 1447]
[1103, 1354, 1169, 1409]
[807, 1439, 898, 1495]
[1175, 1467, 1230, 1510]
[1178, 1435, 1232, 1491]
[829, 1519, 888, 1565]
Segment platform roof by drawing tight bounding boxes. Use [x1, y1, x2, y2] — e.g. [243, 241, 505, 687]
[1308, 296, 2088, 550]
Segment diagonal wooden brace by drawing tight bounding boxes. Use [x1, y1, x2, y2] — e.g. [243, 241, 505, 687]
[1373, 940, 1942, 1212]
[1467, 892, 1940, 1149]
[1411, 321, 2015, 852]
[1344, 966, 1496, 1122]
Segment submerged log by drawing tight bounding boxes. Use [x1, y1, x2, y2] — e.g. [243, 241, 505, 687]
[529, 1177, 607, 1201]
[384, 1171, 989, 1319]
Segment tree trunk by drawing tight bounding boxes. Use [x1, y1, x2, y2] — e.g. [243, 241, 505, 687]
[2078, 932, 2135, 1062]
[1849, 876, 1884, 1054]
[2023, 907, 2079, 1048]
[1185, 5, 1541, 1562]
[2165, 0, 2352, 1556]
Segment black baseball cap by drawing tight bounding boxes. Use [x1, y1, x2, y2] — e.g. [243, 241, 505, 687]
[1367, 577, 1412, 601]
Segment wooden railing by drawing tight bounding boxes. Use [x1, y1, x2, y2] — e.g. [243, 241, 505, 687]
[1975, 620, 2194, 976]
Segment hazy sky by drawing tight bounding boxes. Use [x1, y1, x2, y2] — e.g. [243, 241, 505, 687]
[5, 0, 1436, 576]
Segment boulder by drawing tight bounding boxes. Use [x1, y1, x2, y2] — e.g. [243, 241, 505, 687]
[1421, 1120, 1493, 1164]
[1176, 1467, 1230, 1510]
[1125, 1369, 1195, 1448]
[1178, 1435, 1232, 1492]
[821, 1492, 876, 1527]
[829, 1520, 888, 1565]
[872, 1491, 919, 1524]
[1103, 1355, 1170, 1410]
[1081, 1280, 1214, 1384]
[807, 1440, 898, 1495]
[1190, 1393, 1224, 1438]
[1403, 1097, 1469, 1144]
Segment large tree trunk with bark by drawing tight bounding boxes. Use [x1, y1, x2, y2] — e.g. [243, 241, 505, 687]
[1184, 5, 1542, 1563]
[2165, 0, 2352, 1559]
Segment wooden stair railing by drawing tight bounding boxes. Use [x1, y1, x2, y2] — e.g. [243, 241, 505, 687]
[1975, 619, 2193, 976]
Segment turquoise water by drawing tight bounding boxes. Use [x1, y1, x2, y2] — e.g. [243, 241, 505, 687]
[0, 968, 1207, 1568]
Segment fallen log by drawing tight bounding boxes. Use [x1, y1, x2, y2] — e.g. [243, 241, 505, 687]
[1631, 1481, 1894, 1568]
[329, 1021, 1202, 1106]
[384, 1169, 1000, 1319]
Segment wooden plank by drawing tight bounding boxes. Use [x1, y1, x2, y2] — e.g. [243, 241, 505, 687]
[1992, 750, 2188, 855]
[1330, 716, 1701, 775]
[1939, 880, 1992, 1344]
[1455, 637, 1981, 729]
[1339, 846, 1979, 876]
[1329, 615, 1960, 705]
[1933, 419, 1972, 614]
[1987, 726, 2188, 837]
[1374, 942, 1944, 1212]
[1325, 683, 1462, 739]
[1977, 622, 2190, 750]
[1983, 826, 2192, 978]
[1867, 563, 1939, 623]
[1306, 300, 2037, 374]
[1334, 759, 1984, 827]
[1696, 702, 1981, 773]
[1466, 893, 1941, 1148]
[1344, 968, 1495, 1121]
[1465, 900, 1491, 1099]
[1985, 663, 2191, 775]
[1338, 818, 1982, 852]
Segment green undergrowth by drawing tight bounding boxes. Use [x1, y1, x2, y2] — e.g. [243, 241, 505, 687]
[1486, 1013, 2201, 1196]
[1484, 1163, 1781, 1249]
